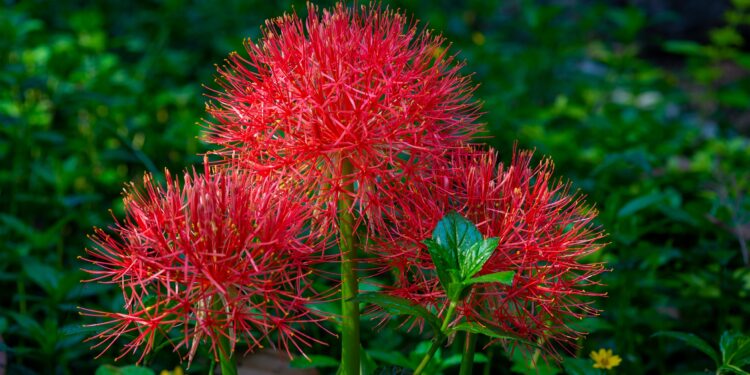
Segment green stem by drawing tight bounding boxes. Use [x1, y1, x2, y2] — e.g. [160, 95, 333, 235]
[482, 346, 494, 375]
[413, 338, 442, 375]
[218, 337, 237, 375]
[414, 301, 458, 375]
[339, 159, 360, 375]
[214, 295, 237, 375]
[459, 332, 477, 375]
[18, 279, 26, 316]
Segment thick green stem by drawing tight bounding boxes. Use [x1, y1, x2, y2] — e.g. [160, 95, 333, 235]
[339, 159, 360, 375]
[218, 338, 237, 375]
[413, 301, 458, 375]
[213, 295, 237, 375]
[413, 338, 442, 375]
[482, 346, 494, 375]
[459, 332, 477, 375]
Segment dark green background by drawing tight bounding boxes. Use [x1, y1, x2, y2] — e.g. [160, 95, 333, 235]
[2, 0, 749, 373]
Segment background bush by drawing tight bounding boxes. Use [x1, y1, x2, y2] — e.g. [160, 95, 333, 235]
[1, 0, 748, 373]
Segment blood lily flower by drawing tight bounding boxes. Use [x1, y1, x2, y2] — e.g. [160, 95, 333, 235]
[373, 147, 606, 355]
[205, 2, 480, 232]
[81, 163, 328, 363]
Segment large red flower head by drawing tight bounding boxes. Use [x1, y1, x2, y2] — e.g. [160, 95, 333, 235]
[205, 2, 480, 233]
[373, 147, 606, 355]
[81, 163, 328, 363]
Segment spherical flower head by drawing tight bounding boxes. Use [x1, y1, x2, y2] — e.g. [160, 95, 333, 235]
[372, 147, 606, 356]
[590, 348, 622, 370]
[81, 163, 328, 363]
[205, 2, 480, 233]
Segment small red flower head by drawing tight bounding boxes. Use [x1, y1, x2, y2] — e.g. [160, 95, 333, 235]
[373, 147, 606, 355]
[81, 163, 328, 363]
[205, 2, 480, 233]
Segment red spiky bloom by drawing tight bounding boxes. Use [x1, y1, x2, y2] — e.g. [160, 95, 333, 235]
[204, 2, 480, 233]
[372, 147, 606, 356]
[81, 163, 328, 363]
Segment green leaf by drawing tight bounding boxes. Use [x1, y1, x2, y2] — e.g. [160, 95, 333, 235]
[720, 331, 750, 366]
[441, 353, 488, 368]
[561, 357, 600, 375]
[367, 349, 414, 369]
[652, 331, 719, 365]
[617, 191, 663, 217]
[460, 237, 499, 280]
[356, 293, 441, 333]
[718, 364, 750, 375]
[0, 213, 36, 240]
[663, 40, 706, 56]
[463, 270, 515, 287]
[431, 211, 482, 270]
[451, 322, 538, 347]
[510, 348, 560, 375]
[8, 312, 45, 341]
[709, 27, 743, 48]
[425, 212, 500, 302]
[22, 259, 61, 296]
[361, 344, 379, 375]
[94, 365, 155, 375]
[423, 238, 458, 294]
[290, 355, 340, 369]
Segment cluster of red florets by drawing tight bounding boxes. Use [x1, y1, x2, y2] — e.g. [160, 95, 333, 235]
[82, 163, 329, 362]
[205, 2, 479, 234]
[372, 148, 605, 354]
[83, 1, 605, 364]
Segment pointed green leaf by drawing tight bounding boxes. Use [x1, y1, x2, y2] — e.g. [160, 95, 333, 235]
[22, 259, 61, 297]
[463, 271, 515, 287]
[720, 331, 750, 366]
[431, 212, 482, 269]
[8, 312, 45, 342]
[653, 331, 719, 365]
[617, 191, 664, 217]
[425, 213, 501, 302]
[663, 40, 706, 57]
[717, 364, 750, 375]
[451, 322, 538, 348]
[460, 237, 499, 280]
[423, 238, 457, 293]
[356, 293, 441, 333]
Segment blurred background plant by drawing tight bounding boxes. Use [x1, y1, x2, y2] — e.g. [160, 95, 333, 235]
[1, 0, 748, 374]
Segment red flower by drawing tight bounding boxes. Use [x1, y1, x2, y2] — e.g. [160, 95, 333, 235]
[81, 163, 328, 363]
[204, 2, 480, 233]
[372, 147, 606, 355]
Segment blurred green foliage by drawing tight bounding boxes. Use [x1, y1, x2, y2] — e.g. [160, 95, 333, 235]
[1, 0, 749, 374]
